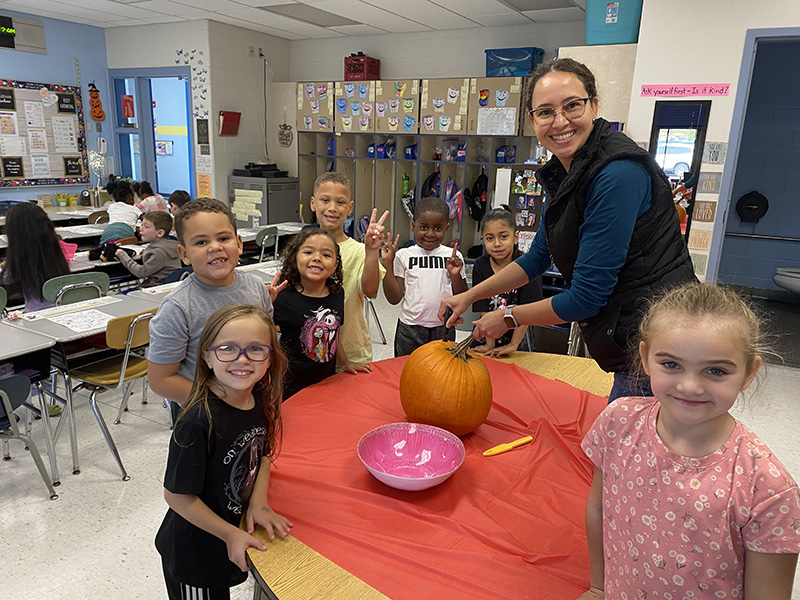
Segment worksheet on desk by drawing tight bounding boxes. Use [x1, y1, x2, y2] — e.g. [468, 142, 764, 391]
[47, 309, 114, 333]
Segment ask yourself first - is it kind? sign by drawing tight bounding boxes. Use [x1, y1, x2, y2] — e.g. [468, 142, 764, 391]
[640, 83, 731, 97]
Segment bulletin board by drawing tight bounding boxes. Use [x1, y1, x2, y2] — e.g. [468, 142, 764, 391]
[466, 77, 522, 136]
[374, 79, 419, 134]
[419, 78, 469, 134]
[297, 81, 334, 132]
[334, 81, 375, 133]
[0, 78, 88, 187]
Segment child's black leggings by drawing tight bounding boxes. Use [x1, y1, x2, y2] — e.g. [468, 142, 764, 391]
[162, 563, 231, 600]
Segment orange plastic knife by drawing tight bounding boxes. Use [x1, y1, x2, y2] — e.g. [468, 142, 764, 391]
[482, 435, 533, 457]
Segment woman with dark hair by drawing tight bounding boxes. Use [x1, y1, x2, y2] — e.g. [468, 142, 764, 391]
[134, 180, 168, 213]
[0, 202, 70, 312]
[440, 58, 696, 400]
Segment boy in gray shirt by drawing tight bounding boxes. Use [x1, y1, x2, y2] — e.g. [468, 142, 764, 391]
[148, 198, 286, 405]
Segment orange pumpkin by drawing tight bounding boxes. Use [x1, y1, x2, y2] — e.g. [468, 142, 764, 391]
[399, 338, 493, 437]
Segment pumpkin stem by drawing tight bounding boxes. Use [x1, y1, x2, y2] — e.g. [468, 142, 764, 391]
[447, 336, 474, 362]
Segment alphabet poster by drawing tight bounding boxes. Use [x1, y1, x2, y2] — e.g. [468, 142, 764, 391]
[0, 78, 88, 187]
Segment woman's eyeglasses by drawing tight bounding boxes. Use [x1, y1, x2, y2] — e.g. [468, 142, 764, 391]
[207, 344, 273, 362]
[528, 97, 593, 126]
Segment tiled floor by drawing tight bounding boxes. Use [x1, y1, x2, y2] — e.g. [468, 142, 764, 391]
[2, 290, 799, 599]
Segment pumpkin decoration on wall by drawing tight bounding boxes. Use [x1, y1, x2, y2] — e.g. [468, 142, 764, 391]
[88, 82, 105, 121]
[399, 338, 493, 437]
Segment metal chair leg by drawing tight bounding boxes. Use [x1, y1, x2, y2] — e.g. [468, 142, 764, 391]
[36, 382, 60, 486]
[141, 374, 148, 405]
[114, 381, 135, 424]
[14, 433, 59, 500]
[365, 297, 386, 345]
[567, 322, 582, 357]
[2, 439, 9, 460]
[88, 390, 129, 481]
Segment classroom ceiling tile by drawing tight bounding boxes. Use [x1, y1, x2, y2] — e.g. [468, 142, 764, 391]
[133, 1, 202, 16]
[261, 3, 361, 27]
[503, 0, 576, 10]
[521, 7, 585, 22]
[5, 0, 588, 36]
[327, 24, 389, 36]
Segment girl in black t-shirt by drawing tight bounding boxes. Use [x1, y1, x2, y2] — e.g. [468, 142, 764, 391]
[471, 208, 543, 357]
[273, 229, 345, 398]
[156, 304, 292, 600]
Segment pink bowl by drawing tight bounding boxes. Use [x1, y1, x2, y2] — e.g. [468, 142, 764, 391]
[357, 422, 465, 491]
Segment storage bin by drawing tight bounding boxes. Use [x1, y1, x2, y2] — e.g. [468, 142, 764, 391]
[485, 47, 544, 77]
[344, 55, 380, 81]
[585, 0, 643, 45]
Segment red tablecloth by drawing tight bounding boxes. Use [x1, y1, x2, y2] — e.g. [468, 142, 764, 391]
[269, 357, 606, 600]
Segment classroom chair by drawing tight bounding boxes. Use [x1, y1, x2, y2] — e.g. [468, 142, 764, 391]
[256, 226, 279, 262]
[87, 209, 109, 224]
[364, 297, 387, 345]
[59, 309, 157, 481]
[0, 286, 6, 317]
[163, 265, 193, 283]
[42, 272, 110, 305]
[0, 374, 59, 500]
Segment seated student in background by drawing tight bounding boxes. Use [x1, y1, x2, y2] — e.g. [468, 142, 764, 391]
[134, 180, 168, 213]
[471, 207, 542, 357]
[148, 198, 287, 407]
[380, 197, 467, 357]
[114, 210, 181, 288]
[273, 229, 345, 399]
[309, 172, 386, 372]
[167, 189, 191, 216]
[0, 202, 70, 312]
[99, 179, 142, 245]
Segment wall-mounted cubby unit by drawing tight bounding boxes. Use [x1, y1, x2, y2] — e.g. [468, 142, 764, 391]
[297, 77, 537, 254]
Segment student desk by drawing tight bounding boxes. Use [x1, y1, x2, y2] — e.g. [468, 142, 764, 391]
[126, 263, 281, 303]
[247, 353, 613, 600]
[238, 221, 304, 244]
[0, 322, 59, 483]
[4, 295, 162, 474]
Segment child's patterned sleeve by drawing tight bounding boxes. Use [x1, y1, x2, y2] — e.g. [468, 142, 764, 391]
[743, 469, 800, 554]
[581, 405, 611, 468]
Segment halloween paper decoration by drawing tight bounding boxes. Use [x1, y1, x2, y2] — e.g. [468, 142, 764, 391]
[479, 89, 489, 107]
[88, 82, 105, 121]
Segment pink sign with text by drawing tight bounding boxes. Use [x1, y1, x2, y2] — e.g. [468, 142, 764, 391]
[641, 84, 730, 97]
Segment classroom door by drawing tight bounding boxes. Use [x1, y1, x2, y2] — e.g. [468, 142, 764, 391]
[110, 69, 194, 197]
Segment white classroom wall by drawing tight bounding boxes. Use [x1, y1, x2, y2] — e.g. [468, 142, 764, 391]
[626, 0, 800, 281]
[208, 20, 293, 192]
[289, 21, 586, 81]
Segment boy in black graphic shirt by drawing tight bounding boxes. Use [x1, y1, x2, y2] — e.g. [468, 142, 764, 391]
[381, 197, 467, 356]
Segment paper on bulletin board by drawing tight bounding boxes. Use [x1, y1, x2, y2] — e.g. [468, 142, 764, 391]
[0, 111, 19, 135]
[232, 189, 263, 221]
[31, 154, 50, 177]
[52, 116, 78, 152]
[0, 135, 25, 155]
[196, 156, 213, 174]
[477, 107, 517, 136]
[24, 102, 46, 127]
[493, 167, 511, 209]
[197, 173, 211, 197]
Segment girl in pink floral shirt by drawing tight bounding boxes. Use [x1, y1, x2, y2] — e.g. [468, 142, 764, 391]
[579, 282, 800, 599]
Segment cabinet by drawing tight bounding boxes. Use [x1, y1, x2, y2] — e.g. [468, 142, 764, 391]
[297, 77, 538, 254]
[228, 176, 300, 228]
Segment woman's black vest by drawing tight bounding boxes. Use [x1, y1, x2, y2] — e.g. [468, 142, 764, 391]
[536, 118, 696, 372]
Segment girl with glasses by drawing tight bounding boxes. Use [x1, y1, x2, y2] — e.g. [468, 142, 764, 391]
[156, 304, 292, 600]
[273, 229, 345, 398]
[440, 58, 696, 401]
